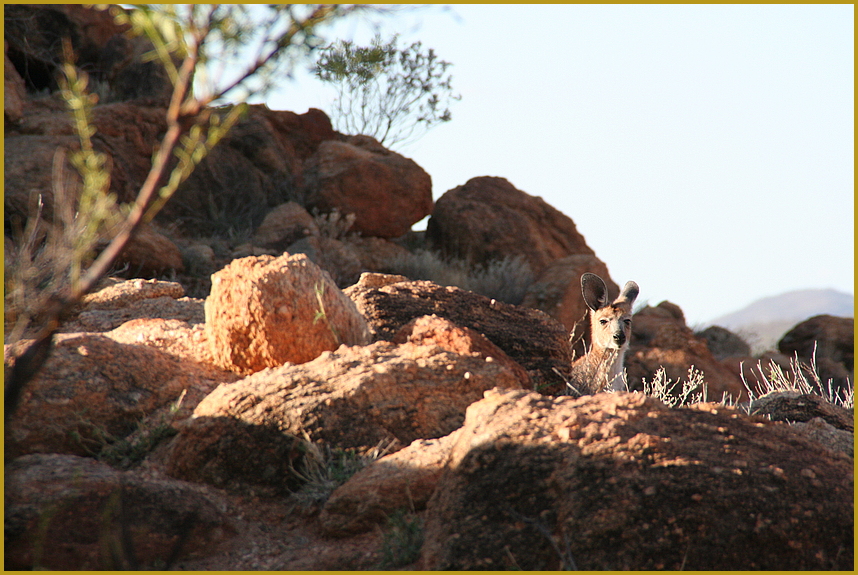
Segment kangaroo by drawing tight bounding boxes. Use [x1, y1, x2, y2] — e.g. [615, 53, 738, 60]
[569, 273, 639, 394]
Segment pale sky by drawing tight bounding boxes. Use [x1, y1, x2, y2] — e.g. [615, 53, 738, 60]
[253, 4, 854, 326]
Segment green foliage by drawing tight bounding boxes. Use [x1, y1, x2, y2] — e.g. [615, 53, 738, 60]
[313, 281, 342, 345]
[376, 509, 425, 569]
[314, 34, 460, 148]
[6, 4, 364, 416]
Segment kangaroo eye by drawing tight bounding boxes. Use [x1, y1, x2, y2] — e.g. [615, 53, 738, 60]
[624, 319, 632, 325]
[599, 319, 609, 325]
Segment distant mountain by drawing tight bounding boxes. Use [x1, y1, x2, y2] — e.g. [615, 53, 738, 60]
[705, 289, 854, 355]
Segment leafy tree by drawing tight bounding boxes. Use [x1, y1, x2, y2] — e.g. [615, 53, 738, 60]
[313, 34, 460, 148]
[5, 4, 363, 417]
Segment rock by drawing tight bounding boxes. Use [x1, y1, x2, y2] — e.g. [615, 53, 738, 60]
[319, 431, 461, 537]
[80, 277, 185, 309]
[393, 314, 531, 388]
[344, 236, 412, 275]
[520, 254, 618, 338]
[792, 417, 854, 458]
[420, 389, 853, 570]
[204, 254, 370, 374]
[163, 415, 305, 496]
[778, 315, 853, 395]
[626, 302, 745, 401]
[5, 454, 231, 570]
[426, 176, 594, 275]
[4, 333, 211, 459]
[165, 340, 523, 492]
[99, 32, 174, 104]
[345, 277, 574, 394]
[59, 278, 205, 334]
[65, 298, 205, 334]
[698, 325, 752, 360]
[4, 42, 26, 124]
[179, 242, 217, 276]
[4, 5, 128, 92]
[719, 351, 792, 396]
[107, 223, 185, 276]
[161, 106, 337, 235]
[749, 391, 853, 433]
[286, 235, 364, 288]
[252, 201, 319, 251]
[300, 135, 433, 238]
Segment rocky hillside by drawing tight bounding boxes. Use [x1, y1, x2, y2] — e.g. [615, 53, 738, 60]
[4, 5, 854, 570]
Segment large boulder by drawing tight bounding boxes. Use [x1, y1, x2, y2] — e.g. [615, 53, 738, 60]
[393, 314, 531, 388]
[345, 274, 574, 394]
[251, 201, 319, 251]
[4, 5, 129, 93]
[5, 454, 231, 570]
[319, 431, 461, 537]
[4, 332, 216, 460]
[300, 135, 433, 239]
[778, 315, 853, 395]
[426, 176, 594, 275]
[697, 324, 752, 360]
[420, 389, 853, 570]
[204, 254, 371, 374]
[521, 253, 618, 339]
[165, 340, 523, 493]
[627, 301, 745, 401]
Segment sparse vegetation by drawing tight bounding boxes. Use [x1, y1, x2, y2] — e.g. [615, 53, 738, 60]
[376, 509, 425, 569]
[384, 249, 535, 305]
[311, 207, 357, 240]
[639, 366, 710, 408]
[4, 4, 364, 418]
[312, 281, 342, 346]
[314, 34, 460, 148]
[291, 438, 395, 508]
[740, 345, 853, 409]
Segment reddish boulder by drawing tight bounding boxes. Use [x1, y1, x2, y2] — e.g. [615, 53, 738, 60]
[319, 430, 461, 537]
[5, 454, 231, 570]
[778, 315, 853, 394]
[521, 254, 618, 339]
[286, 235, 364, 288]
[393, 314, 531, 388]
[204, 254, 370, 374]
[4, 333, 212, 460]
[106, 223, 185, 276]
[300, 135, 433, 238]
[252, 201, 319, 251]
[165, 340, 523, 493]
[345, 276, 574, 393]
[627, 301, 745, 401]
[426, 176, 594, 275]
[421, 388, 853, 570]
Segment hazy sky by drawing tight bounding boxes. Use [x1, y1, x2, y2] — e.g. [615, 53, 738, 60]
[255, 4, 854, 326]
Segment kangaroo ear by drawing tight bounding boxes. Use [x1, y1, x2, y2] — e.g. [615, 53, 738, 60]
[581, 273, 609, 311]
[616, 281, 639, 307]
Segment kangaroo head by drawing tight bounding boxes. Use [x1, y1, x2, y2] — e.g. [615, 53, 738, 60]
[581, 273, 639, 351]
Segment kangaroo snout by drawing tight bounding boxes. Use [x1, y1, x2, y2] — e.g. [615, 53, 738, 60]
[613, 331, 626, 346]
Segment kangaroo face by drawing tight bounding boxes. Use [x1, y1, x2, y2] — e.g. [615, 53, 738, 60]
[591, 304, 633, 350]
[580, 273, 639, 352]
